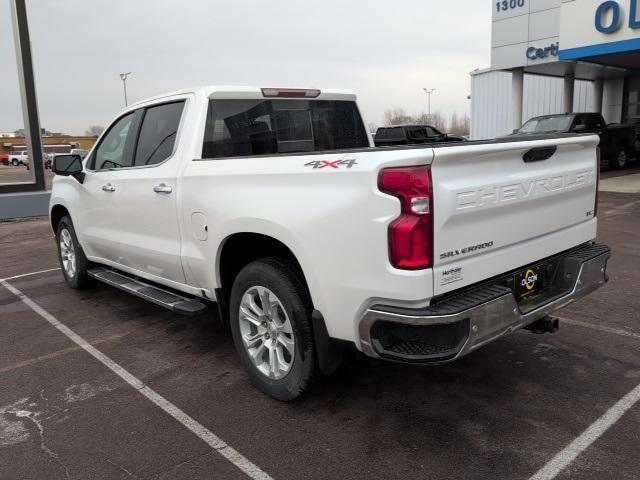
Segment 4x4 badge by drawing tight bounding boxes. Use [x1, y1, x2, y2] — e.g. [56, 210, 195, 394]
[304, 159, 358, 169]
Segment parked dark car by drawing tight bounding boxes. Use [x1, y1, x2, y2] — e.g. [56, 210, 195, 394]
[514, 112, 636, 169]
[374, 124, 467, 147]
[625, 115, 640, 154]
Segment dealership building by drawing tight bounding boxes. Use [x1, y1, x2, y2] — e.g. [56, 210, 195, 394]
[470, 0, 640, 139]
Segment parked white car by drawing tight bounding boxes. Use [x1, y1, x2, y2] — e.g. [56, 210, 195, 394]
[70, 148, 89, 159]
[9, 150, 28, 166]
[49, 86, 610, 400]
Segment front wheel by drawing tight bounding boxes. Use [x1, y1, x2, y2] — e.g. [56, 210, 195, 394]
[229, 258, 315, 401]
[56, 216, 93, 289]
[11, 159, 18, 166]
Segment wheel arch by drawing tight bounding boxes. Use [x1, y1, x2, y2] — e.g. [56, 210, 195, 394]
[215, 231, 343, 374]
[216, 232, 312, 301]
[50, 204, 71, 233]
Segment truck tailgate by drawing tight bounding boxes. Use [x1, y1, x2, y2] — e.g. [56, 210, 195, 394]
[431, 135, 599, 295]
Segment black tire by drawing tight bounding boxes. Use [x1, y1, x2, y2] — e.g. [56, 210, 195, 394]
[612, 148, 628, 170]
[11, 159, 18, 166]
[229, 257, 315, 401]
[55, 216, 93, 289]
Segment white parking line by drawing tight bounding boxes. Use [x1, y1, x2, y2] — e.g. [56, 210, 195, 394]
[559, 316, 640, 342]
[529, 382, 640, 480]
[1, 279, 273, 480]
[529, 315, 640, 479]
[0, 267, 60, 282]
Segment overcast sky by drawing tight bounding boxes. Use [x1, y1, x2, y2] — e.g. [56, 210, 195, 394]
[1, 0, 491, 135]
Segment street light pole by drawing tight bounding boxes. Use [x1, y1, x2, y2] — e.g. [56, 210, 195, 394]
[423, 88, 435, 122]
[120, 72, 131, 107]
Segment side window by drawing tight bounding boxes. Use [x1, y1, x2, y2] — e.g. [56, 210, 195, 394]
[92, 113, 136, 170]
[407, 127, 428, 141]
[425, 126, 439, 137]
[584, 114, 603, 130]
[134, 101, 185, 166]
[571, 115, 585, 130]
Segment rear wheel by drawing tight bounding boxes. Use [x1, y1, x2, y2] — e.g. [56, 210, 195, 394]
[56, 216, 93, 289]
[229, 258, 315, 401]
[11, 159, 18, 166]
[612, 148, 628, 169]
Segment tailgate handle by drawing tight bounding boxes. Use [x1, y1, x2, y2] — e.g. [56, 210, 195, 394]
[523, 146, 556, 163]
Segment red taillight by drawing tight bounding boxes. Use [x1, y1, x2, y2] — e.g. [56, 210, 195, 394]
[261, 88, 321, 98]
[595, 147, 600, 217]
[379, 166, 433, 269]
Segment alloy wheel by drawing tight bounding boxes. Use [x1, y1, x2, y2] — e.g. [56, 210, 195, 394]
[59, 229, 76, 278]
[617, 150, 627, 168]
[238, 286, 295, 379]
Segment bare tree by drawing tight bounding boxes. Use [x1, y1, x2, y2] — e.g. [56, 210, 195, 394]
[414, 112, 430, 124]
[450, 112, 460, 133]
[381, 109, 467, 135]
[86, 125, 105, 137]
[429, 111, 447, 132]
[383, 108, 414, 126]
[461, 113, 470, 136]
[449, 113, 470, 136]
[367, 121, 378, 134]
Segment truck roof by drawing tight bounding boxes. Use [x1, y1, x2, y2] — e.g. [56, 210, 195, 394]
[378, 124, 436, 129]
[127, 86, 357, 108]
[527, 112, 601, 120]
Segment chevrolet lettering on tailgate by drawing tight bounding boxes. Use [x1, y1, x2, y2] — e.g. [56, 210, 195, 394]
[455, 169, 594, 210]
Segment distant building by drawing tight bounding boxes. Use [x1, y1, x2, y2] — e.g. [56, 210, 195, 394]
[1, 135, 97, 154]
[470, 0, 640, 139]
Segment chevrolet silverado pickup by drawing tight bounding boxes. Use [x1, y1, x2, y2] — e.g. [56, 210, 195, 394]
[49, 86, 610, 400]
[515, 112, 636, 169]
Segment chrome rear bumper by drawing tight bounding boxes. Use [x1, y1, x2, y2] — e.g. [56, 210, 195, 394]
[359, 243, 610, 363]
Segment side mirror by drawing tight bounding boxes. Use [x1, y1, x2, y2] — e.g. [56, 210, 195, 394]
[53, 154, 85, 183]
[512, 129, 520, 134]
[572, 124, 587, 132]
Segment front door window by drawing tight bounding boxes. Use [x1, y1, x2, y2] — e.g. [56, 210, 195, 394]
[91, 113, 136, 170]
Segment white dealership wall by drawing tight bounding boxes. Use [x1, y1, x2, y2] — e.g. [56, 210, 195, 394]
[470, 69, 595, 139]
[470, 0, 640, 140]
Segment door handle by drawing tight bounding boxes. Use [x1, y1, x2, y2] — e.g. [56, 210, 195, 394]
[153, 183, 172, 194]
[102, 183, 116, 192]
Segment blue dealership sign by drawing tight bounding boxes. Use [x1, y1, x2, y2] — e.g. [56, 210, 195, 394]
[560, 0, 640, 59]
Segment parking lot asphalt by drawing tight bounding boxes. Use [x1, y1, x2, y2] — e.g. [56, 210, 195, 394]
[0, 165, 54, 190]
[1, 190, 639, 480]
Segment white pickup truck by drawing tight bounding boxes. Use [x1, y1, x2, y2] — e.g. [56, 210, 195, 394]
[50, 86, 610, 400]
[9, 150, 29, 166]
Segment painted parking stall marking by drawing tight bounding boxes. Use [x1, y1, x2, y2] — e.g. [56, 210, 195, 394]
[0, 267, 60, 283]
[529, 382, 640, 480]
[0, 278, 274, 480]
[559, 316, 640, 342]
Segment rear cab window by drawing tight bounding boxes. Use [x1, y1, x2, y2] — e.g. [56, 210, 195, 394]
[202, 99, 369, 158]
[375, 127, 406, 142]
